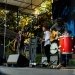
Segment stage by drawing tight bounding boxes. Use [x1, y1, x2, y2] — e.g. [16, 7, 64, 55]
[0, 66, 75, 75]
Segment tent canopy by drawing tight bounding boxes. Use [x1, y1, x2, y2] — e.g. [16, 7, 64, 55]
[0, 0, 44, 14]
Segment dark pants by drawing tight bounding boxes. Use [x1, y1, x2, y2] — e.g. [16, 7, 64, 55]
[44, 45, 50, 63]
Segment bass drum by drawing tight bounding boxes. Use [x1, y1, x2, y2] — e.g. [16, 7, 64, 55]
[50, 42, 58, 54]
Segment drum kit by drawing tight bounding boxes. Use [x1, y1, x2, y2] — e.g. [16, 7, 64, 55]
[50, 35, 74, 55]
[50, 30, 75, 66]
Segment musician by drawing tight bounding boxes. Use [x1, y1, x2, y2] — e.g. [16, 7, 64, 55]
[62, 30, 69, 36]
[42, 23, 51, 66]
[13, 30, 22, 53]
[19, 32, 25, 54]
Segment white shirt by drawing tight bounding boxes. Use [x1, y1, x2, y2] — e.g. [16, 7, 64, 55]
[43, 31, 51, 46]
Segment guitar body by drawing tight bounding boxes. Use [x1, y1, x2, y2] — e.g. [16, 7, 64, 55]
[50, 30, 58, 42]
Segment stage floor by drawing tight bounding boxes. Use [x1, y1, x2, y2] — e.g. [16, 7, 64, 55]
[0, 66, 75, 75]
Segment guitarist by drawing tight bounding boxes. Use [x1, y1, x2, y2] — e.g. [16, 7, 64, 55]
[42, 23, 51, 66]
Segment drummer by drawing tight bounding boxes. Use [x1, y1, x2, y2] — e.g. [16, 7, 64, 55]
[62, 30, 70, 36]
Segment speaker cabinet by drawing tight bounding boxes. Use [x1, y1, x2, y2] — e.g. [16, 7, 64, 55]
[7, 54, 29, 67]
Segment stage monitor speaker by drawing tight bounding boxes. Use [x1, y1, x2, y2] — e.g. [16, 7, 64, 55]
[7, 54, 29, 67]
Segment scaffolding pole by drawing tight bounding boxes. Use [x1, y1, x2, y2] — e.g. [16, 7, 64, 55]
[3, 0, 7, 58]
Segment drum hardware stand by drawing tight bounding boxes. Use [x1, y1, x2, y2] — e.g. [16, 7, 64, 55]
[58, 48, 61, 64]
[3, 0, 7, 60]
[66, 54, 68, 66]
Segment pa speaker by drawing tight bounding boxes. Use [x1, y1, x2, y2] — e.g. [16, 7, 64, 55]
[7, 54, 29, 67]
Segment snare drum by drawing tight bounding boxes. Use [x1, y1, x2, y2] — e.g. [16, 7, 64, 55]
[59, 36, 73, 54]
[50, 42, 58, 54]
